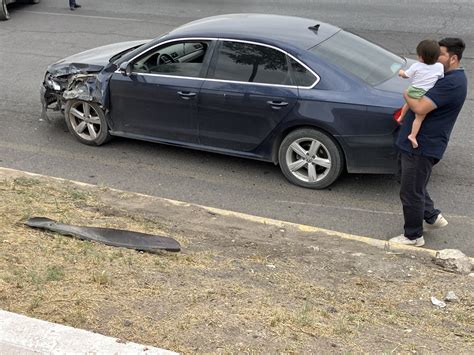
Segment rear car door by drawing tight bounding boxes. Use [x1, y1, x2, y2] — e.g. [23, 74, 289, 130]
[197, 40, 298, 152]
[108, 40, 212, 144]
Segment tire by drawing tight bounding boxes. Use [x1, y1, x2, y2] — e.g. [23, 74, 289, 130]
[0, 0, 10, 21]
[65, 100, 111, 146]
[30, 0, 40, 4]
[278, 128, 344, 189]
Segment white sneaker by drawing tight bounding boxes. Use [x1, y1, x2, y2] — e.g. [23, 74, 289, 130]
[389, 234, 425, 247]
[424, 214, 448, 230]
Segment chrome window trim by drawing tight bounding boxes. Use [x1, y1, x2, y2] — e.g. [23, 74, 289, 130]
[114, 37, 320, 89]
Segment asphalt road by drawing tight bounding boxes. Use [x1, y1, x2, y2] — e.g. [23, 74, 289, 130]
[1, 0, 473, 254]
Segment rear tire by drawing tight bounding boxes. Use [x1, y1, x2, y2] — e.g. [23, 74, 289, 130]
[278, 128, 344, 189]
[65, 100, 111, 146]
[0, 0, 10, 21]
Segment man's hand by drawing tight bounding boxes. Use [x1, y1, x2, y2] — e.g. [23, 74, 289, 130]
[403, 92, 436, 115]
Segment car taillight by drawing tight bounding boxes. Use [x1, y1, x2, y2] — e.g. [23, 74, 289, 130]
[393, 107, 403, 124]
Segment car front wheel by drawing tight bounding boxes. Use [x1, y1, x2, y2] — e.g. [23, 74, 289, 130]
[278, 128, 344, 189]
[0, 0, 10, 21]
[65, 100, 111, 146]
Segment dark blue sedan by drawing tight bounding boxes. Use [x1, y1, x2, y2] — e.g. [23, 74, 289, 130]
[41, 13, 410, 189]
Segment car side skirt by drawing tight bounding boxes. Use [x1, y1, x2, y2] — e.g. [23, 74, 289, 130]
[109, 130, 273, 163]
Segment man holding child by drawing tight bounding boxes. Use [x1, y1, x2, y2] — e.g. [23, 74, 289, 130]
[390, 38, 467, 247]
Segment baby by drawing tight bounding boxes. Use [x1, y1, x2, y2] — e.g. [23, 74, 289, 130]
[398, 40, 444, 148]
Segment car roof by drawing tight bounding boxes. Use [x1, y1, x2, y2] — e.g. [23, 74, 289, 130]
[167, 13, 341, 50]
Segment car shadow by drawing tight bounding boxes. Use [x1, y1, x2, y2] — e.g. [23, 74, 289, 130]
[107, 136, 398, 193]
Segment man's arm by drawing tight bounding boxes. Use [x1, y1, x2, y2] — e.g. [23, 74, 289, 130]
[403, 92, 436, 115]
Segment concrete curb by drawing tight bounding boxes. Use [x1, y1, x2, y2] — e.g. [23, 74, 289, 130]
[2, 166, 472, 263]
[0, 310, 177, 354]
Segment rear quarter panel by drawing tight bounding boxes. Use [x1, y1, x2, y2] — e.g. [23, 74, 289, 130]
[280, 84, 404, 174]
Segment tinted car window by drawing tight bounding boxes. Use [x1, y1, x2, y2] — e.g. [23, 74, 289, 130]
[310, 30, 405, 86]
[132, 41, 209, 78]
[289, 58, 317, 87]
[210, 41, 291, 85]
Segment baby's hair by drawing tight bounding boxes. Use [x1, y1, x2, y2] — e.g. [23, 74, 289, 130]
[416, 40, 440, 65]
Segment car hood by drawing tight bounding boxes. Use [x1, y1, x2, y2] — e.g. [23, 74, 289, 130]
[47, 40, 148, 76]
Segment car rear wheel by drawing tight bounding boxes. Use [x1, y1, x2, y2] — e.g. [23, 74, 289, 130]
[278, 128, 344, 189]
[0, 0, 10, 21]
[65, 100, 111, 146]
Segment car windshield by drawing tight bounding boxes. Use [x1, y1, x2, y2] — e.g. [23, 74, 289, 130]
[109, 44, 146, 63]
[310, 30, 405, 86]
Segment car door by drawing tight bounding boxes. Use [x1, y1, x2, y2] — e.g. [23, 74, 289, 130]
[197, 40, 298, 152]
[108, 39, 212, 144]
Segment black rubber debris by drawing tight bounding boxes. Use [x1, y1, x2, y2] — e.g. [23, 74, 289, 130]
[25, 217, 180, 253]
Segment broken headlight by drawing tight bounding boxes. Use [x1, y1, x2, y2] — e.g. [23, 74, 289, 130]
[46, 77, 61, 91]
[44, 73, 66, 91]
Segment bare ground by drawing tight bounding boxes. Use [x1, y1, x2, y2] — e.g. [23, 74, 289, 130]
[0, 168, 473, 353]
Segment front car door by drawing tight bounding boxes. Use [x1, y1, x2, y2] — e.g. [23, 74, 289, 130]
[197, 40, 298, 152]
[108, 39, 213, 144]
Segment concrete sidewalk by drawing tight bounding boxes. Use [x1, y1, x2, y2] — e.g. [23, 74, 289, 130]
[0, 310, 176, 355]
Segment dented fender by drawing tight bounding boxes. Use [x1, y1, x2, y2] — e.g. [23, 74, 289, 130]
[41, 62, 118, 121]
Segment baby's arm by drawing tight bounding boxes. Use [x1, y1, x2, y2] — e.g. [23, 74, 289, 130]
[398, 69, 409, 78]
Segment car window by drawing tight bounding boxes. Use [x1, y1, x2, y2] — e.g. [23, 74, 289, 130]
[209, 41, 292, 85]
[289, 58, 317, 87]
[132, 41, 210, 78]
[310, 30, 405, 86]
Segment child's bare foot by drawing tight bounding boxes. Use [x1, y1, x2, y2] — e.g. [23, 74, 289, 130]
[408, 134, 419, 148]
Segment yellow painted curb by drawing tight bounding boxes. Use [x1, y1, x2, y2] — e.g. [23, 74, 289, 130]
[2, 167, 473, 263]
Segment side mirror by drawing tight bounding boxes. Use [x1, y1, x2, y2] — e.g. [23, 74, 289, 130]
[119, 61, 132, 76]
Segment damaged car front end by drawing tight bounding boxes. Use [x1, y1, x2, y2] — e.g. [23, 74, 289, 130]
[41, 70, 101, 122]
[41, 40, 148, 127]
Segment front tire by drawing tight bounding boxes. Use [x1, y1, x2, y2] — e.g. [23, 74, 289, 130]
[0, 0, 10, 21]
[278, 128, 344, 189]
[65, 100, 111, 146]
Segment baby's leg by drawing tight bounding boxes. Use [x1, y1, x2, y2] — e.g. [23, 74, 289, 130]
[398, 103, 409, 123]
[408, 113, 426, 148]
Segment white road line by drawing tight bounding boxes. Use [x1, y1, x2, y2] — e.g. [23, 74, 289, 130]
[23, 11, 144, 22]
[276, 200, 402, 216]
[276, 200, 474, 222]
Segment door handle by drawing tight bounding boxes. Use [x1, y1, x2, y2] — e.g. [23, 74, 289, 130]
[177, 91, 196, 100]
[267, 100, 288, 108]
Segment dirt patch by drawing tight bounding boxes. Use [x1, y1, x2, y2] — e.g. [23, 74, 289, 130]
[0, 169, 473, 353]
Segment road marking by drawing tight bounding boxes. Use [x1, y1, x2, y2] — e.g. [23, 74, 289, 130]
[278, 199, 401, 216]
[23, 11, 144, 22]
[277, 199, 474, 222]
[2, 166, 473, 263]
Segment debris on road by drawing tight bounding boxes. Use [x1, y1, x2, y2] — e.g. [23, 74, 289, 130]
[432, 249, 473, 275]
[25, 216, 181, 253]
[444, 291, 459, 302]
[431, 296, 446, 308]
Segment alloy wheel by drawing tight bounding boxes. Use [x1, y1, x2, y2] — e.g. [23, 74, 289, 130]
[68, 101, 102, 142]
[285, 137, 332, 183]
